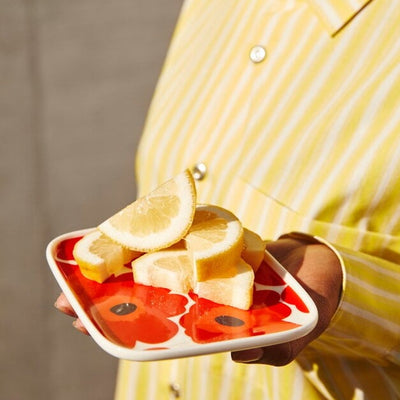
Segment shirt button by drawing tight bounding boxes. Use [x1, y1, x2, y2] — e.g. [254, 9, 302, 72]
[169, 382, 181, 398]
[249, 45, 266, 63]
[191, 162, 207, 181]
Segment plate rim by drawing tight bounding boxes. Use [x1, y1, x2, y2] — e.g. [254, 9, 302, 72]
[46, 228, 318, 361]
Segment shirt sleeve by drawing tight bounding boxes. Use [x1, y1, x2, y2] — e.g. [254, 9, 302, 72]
[282, 231, 400, 366]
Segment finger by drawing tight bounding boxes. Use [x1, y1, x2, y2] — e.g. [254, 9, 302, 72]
[72, 319, 90, 336]
[54, 293, 77, 317]
[231, 348, 263, 363]
[231, 342, 294, 366]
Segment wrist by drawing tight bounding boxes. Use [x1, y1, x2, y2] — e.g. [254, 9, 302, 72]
[267, 232, 343, 336]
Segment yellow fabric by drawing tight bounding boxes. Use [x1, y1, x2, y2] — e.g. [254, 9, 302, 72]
[116, 0, 400, 398]
[305, 0, 372, 34]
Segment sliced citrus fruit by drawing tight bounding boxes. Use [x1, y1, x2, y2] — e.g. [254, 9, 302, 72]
[73, 230, 140, 283]
[195, 258, 254, 310]
[184, 204, 244, 281]
[98, 170, 196, 252]
[241, 228, 266, 273]
[131, 249, 193, 293]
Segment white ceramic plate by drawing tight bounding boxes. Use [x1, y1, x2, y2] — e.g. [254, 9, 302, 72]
[46, 228, 318, 361]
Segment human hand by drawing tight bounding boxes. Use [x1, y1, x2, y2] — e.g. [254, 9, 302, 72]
[54, 292, 89, 335]
[231, 236, 342, 366]
[54, 236, 342, 360]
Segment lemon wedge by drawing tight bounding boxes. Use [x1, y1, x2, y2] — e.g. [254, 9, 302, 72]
[241, 228, 266, 273]
[132, 249, 193, 293]
[98, 170, 196, 252]
[73, 230, 139, 283]
[184, 204, 244, 281]
[195, 258, 254, 310]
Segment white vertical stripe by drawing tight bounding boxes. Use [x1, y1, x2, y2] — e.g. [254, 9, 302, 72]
[241, 365, 257, 400]
[142, 1, 219, 116]
[346, 274, 400, 301]
[260, 364, 271, 399]
[131, 0, 400, 397]
[356, 136, 400, 235]
[341, 252, 400, 280]
[226, 182, 255, 223]
[149, 3, 229, 115]
[348, 0, 364, 10]
[266, 31, 363, 198]
[275, 207, 299, 240]
[205, 6, 312, 203]
[254, 199, 277, 237]
[194, 17, 285, 202]
[217, 357, 234, 400]
[168, 359, 179, 399]
[272, 367, 280, 400]
[311, 1, 343, 29]
[165, 4, 260, 182]
[384, 204, 400, 236]
[322, 326, 393, 358]
[292, 365, 305, 400]
[198, 356, 211, 399]
[280, 2, 398, 217]
[136, 3, 236, 187]
[184, 357, 194, 399]
[147, 362, 158, 400]
[331, 65, 400, 226]
[190, 13, 281, 160]
[341, 301, 400, 334]
[239, 7, 317, 179]
[126, 361, 139, 399]
[299, 13, 400, 225]
[151, 3, 254, 180]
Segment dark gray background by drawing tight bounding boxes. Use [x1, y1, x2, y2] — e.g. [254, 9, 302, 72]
[1, 1, 181, 398]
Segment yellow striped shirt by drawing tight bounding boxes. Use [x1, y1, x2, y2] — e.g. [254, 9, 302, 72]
[116, 0, 400, 398]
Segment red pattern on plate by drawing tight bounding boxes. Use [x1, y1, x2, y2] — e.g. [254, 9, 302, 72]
[54, 236, 310, 349]
[56, 237, 187, 348]
[179, 290, 297, 344]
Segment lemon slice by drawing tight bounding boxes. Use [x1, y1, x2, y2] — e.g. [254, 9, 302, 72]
[73, 230, 139, 283]
[98, 170, 196, 252]
[184, 204, 244, 281]
[132, 249, 193, 293]
[241, 228, 266, 273]
[195, 258, 254, 310]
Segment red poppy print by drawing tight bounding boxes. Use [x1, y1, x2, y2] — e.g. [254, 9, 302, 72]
[281, 286, 309, 313]
[56, 237, 188, 348]
[254, 260, 286, 286]
[52, 234, 314, 354]
[180, 285, 299, 344]
[56, 236, 81, 262]
[90, 283, 188, 347]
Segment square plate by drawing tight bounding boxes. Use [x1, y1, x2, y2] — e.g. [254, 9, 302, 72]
[46, 228, 318, 361]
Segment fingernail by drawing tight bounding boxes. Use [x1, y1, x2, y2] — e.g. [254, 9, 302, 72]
[54, 294, 66, 309]
[232, 348, 264, 363]
[54, 298, 75, 317]
[72, 319, 89, 335]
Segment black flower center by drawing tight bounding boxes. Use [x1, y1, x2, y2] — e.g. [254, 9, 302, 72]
[214, 315, 245, 327]
[110, 302, 137, 315]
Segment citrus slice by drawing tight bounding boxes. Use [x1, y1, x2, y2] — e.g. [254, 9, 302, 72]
[132, 249, 193, 293]
[195, 258, 254, 310]
[98, 170, 196, 252]
[241, 228, 266, 273]
[73, 230, 140, 283]
[184, 204, 244, 281]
